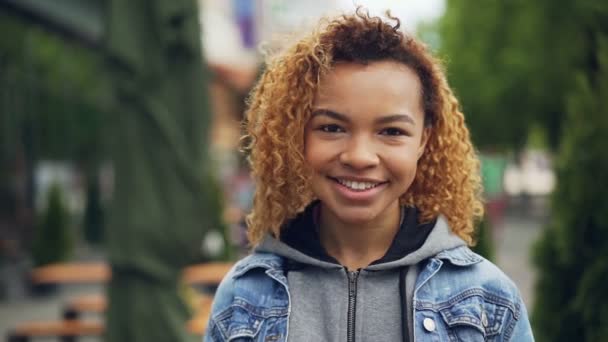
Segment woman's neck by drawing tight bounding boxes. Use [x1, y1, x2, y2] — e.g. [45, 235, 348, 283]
[317, 203, 401, 271]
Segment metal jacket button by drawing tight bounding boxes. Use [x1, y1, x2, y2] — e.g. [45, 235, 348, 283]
[423, 317, 436, 332]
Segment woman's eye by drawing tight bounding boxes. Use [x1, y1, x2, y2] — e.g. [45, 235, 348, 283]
[380, 127, 407, 136]
[319, 124, 344, 133]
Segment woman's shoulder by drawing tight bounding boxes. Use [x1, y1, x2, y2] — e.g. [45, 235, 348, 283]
[212, 252, 285, 305]
[422, 247, 533, 341]
[468, 251, 520, 292]
[206, 252, 290, 341]
[226, 251, 285, 279]
[434, 246, 522, 299]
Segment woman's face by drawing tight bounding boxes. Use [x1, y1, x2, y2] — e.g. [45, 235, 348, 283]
[304, 60, 429, 226]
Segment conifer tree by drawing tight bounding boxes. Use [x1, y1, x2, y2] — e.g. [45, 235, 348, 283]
[532, 19, 608, 341]
[31, 183, 74, 266]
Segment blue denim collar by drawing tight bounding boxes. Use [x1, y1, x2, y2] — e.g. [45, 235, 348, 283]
[233, 252, 285, 278]
[435, 245, 483, 266]
[234, 245, 482, 280]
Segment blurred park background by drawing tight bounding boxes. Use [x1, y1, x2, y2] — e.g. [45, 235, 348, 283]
[0, 0, 606, 341]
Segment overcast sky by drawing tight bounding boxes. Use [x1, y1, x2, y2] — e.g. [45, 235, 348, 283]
[337, 0, 445, 32]
[201, 0, 446, 66]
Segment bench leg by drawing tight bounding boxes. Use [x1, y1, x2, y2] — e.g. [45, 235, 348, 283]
[63, 308, 80, 320]
[6, 333, 77, 342]
[6, 333, 28, 342]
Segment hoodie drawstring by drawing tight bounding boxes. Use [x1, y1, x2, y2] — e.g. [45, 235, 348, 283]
[399, 267, 409, 342]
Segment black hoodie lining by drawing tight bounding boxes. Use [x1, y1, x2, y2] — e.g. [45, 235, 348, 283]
[280, 201, 436, 266]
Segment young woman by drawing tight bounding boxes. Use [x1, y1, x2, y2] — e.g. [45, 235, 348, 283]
[204, 10, 534, 342]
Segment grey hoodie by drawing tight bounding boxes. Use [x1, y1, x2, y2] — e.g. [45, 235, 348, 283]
[255, 208, 465, 342]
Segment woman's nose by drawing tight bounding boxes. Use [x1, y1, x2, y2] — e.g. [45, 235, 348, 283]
[339, 137, 379, 170]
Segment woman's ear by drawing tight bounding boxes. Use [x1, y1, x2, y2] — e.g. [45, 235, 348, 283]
[418, 127, 431, 160]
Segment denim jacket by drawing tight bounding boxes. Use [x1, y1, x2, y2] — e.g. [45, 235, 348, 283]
[204, 246, 534, 341]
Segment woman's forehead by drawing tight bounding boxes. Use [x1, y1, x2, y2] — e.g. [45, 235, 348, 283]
[313, 61, 424, 119]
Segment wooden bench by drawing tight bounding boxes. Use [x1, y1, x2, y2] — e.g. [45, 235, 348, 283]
[9, 262, 230, 341]
[8, 295, 214, 341]
[56, 259, 232, 319]
[62, 292, 213, 320]
[29, 261, 233, 286]
[62, 293, 106, 319]
[182, 261, 233, 286]
[29, 262, 110, 285]
[186, 294, 214, 334]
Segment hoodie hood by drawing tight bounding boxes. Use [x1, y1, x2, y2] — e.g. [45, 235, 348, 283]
[255, 203, 466, 270]
[256, 232, 343, 269]
[365, 216, 465, 270]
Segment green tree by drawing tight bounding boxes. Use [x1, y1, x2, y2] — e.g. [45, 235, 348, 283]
[439, 0, 583, 151]
[1, 12, 108, 254]
[532, 15, 608, 341]
[31, 183, 74, 266]
[439, 0, 531, 150]
[471, 217, 494, 261]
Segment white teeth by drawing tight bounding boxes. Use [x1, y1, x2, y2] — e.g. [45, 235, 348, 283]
[337, 179, 379, 191]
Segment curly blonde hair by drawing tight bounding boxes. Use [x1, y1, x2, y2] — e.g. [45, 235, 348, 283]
[243, 10, 484, 246]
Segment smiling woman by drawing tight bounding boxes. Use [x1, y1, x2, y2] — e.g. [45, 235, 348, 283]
[304, 61, 429, 265]
[204, 8, 534, 342]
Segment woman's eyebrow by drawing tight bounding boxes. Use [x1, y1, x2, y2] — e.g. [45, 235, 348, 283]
[311, 109, 349, 122]
[311, 110, 416, 125]
[375, 114, 416, 125]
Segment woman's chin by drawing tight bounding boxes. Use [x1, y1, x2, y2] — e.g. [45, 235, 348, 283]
[332, 208, 381, 226]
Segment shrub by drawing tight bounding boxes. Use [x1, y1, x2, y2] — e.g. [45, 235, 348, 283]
[31, 183, 73, 266]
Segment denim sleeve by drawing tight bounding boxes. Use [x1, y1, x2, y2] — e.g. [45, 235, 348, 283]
[509, 294, 535, 341]
[203, 267, 238, 342]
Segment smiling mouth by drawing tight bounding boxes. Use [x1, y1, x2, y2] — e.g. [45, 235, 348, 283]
[330, 177, 387, 191]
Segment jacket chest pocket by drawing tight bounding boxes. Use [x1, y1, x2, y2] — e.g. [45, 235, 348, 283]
[213, 298, 288, 342]
[437, 290, 519, 342]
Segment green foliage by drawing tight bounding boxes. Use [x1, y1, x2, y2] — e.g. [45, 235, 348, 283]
[1, 12, 109, 252]
[31, 183, 74, 266]
[439, 0, 582, 151]
[472, 217, 494, 261]
[0, 11, 108, 163]
[532, 17, 608, 342]
[440, 1, 527, 149]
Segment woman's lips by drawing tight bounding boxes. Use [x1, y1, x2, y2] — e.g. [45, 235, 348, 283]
[329, 176, 388, 202]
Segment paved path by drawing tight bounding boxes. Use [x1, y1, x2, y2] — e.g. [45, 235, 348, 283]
[494, 213, 545, 311]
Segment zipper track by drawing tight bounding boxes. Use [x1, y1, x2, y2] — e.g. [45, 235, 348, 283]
[347, 269, 360, 342]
